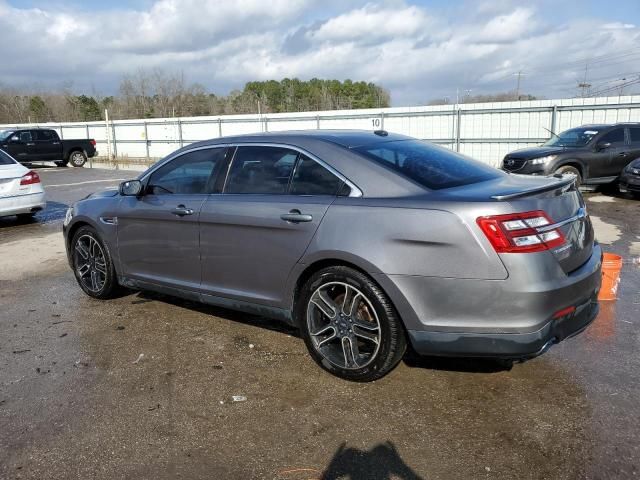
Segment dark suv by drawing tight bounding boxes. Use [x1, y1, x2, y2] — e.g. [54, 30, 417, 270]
[501, 123, 640, 186]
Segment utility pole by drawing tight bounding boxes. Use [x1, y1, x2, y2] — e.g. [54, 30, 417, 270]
[513, 71, 525, 100]
[578, 63, 591, 97]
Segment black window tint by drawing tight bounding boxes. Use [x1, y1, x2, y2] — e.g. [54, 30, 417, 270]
[147, 148, 224, 195]
[225, 146, 297, 194]
[600, 128, 625, 144]
[19, 131, 32, 143]
[0, 150, 16, 165]
[630, 128, 640, 143]
[35, 130, 56, 141]
[290, 155, 343, 196]
[354, 140, 501, 190]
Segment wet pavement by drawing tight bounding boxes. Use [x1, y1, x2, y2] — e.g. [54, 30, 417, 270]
[0, 167, 639, 479]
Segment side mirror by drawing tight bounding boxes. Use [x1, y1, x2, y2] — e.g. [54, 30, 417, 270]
[119, 180, 143, 197]
[596, 142, 611, 152]
[10, 135, 21, 144]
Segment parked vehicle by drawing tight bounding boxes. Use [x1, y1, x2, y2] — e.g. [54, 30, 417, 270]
[0, 149, 45, 218]
[501, 123, 640, 186]
[0, 128, 97, 167]
[619, 157, 640, 197]
[63, 130, 601, 381]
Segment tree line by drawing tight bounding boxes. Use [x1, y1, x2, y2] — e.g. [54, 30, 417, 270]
[0, 70, 391, 124]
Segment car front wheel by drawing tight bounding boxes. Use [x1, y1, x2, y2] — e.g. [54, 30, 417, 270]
[71, 226, 119, 299]
[297, 266, 406, 382]
[554, 165, 582, 186]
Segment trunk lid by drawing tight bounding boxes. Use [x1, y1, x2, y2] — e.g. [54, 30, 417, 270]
[447, 174, 594, 274]
[0, 163, 28, 198]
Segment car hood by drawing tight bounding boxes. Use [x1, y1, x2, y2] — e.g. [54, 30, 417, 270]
[83, 188, 119, 200]
[505, 146, 579, 159]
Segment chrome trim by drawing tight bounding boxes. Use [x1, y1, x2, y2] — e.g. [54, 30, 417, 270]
[139, 142, 363, 198]
[99, 216, 118, 225]
[536, 207, 587, 233]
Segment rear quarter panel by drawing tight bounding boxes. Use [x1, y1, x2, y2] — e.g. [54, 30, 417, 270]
[301, 198, 508, 280]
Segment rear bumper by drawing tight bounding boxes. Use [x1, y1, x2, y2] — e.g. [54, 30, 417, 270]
[407, 293, 599, 358]
[0, 191, 46, 217]
[380, 242, 602, 358]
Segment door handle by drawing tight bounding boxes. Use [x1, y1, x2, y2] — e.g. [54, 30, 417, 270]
[26, 143, 35, 146]
[618, 152, 628, 157]
[281, 209, 313, 223]
[171, 205, 194, 216]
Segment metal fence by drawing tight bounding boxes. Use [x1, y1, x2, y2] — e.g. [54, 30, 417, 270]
[3, 95, 640, 168]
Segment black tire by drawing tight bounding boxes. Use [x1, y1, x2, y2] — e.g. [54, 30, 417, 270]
[16, 212, 36, 221]
[55, 160, 69, 167]
[69, 150, 87, 167]
[71, 225, 120, 299]
[554, 165, 582, 186]
[296, 266, 407, 382]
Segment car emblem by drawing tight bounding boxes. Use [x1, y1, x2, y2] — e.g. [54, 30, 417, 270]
[505, 159, 515, 166]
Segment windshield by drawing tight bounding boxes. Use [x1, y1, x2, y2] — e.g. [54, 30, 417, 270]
[354, 140, 502, 190]
[543, 128, 599, 147]
[0, 130, 15, 141]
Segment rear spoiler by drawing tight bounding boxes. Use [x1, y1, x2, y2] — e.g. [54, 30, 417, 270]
[491, 176, 576, 201]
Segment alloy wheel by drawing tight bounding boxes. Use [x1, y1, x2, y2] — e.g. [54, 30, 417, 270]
[306, 282, 381, 370]
[74, 234, 107, 293]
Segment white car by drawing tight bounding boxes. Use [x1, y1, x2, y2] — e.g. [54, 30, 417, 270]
[0, 149, 46, 218]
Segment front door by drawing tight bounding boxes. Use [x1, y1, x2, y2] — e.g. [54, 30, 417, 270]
[7, 131, 36, 162]
[199, 146, 344, 307]
[116, 147, 227, 291]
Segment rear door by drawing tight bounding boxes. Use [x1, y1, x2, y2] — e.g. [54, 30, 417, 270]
[117, 147, 227, 291]
[594, 127, 627, 177]
[33, 130, 61, 160]
[199, 146, 343, 307]
[626, 127, 640, 166]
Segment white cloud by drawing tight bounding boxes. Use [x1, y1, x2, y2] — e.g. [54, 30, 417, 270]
[0, 0, 638, 106]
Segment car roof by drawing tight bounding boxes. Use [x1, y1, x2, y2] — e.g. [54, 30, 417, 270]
[198, 129, 413, 149]
[579, 123, 640, 129]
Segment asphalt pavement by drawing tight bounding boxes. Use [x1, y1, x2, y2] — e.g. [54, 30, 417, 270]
[0, 166, 639, 479]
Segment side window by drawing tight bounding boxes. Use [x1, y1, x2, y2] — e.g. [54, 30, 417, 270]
[35, 130, 56, 141]
[290, 155, 343, 196]
[225, 146, 297, 194]
[20, 131, 32, 143]
[600, 128, 625, 145]
[629, 128, 640, 143]
[147, 148, 225, 195]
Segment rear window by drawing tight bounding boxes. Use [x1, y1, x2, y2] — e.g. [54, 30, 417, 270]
[354, 140, 501, 190]
[0, 150, 16, 165]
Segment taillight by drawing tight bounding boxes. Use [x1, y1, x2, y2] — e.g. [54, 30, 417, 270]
[20, 170, 41, 186]
[477, 210, 565, 253]
[90, 139, 96, 146]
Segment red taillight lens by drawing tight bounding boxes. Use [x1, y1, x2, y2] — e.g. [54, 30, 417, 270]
[20, 170, 41, 186]
[90, 139, 96, 146]
[477, 210, 565, 253]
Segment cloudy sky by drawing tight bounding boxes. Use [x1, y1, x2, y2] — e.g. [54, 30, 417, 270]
[1, 0, 639, 105]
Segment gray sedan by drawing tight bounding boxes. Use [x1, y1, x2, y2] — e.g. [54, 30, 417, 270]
[63, 130, 602, 381]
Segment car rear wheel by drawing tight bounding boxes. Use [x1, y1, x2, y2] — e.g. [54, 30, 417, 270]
[69, 151, 87, 167]
[71, 226, 119, 299]
[554, 165, 582, 186]
[297, 266, 406, 382]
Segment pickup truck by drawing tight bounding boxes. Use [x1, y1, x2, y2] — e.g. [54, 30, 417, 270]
[0, 128, 97, 167]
